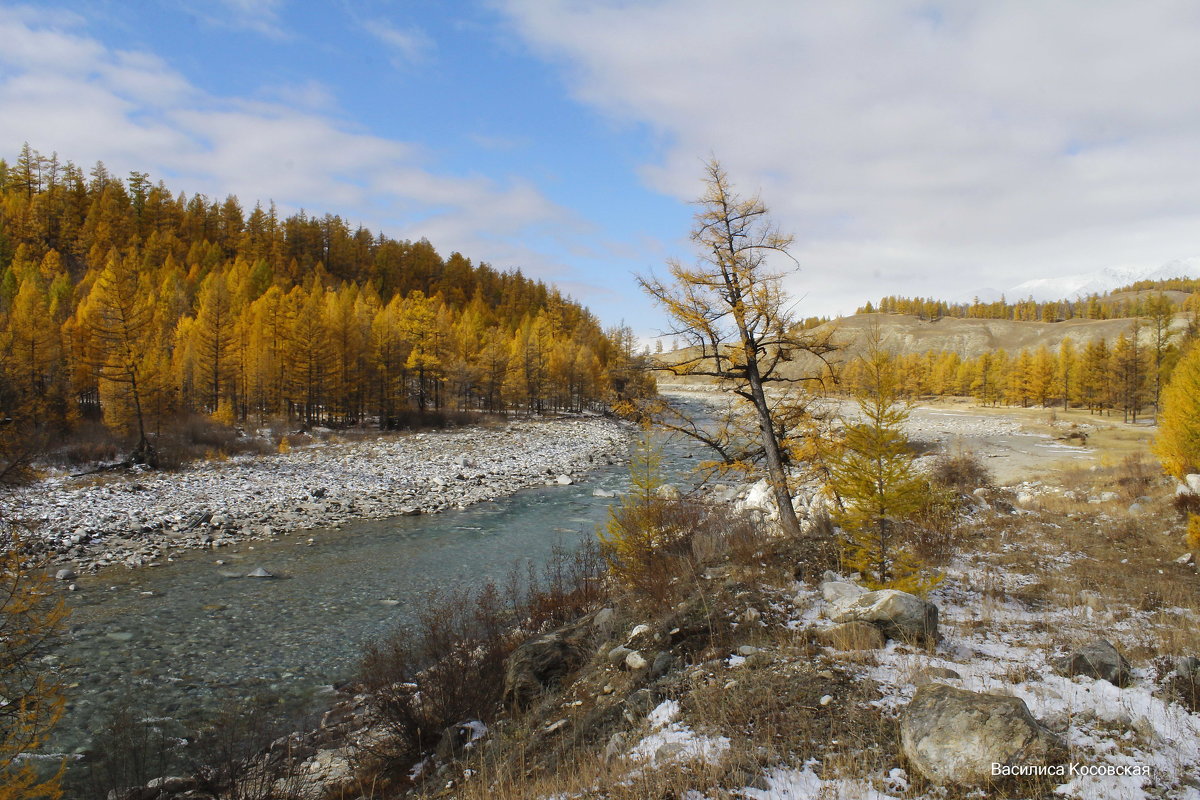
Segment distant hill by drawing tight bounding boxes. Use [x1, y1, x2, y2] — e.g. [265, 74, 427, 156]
[817, 312, 1145, 360]
[655, 311, 1184, 385]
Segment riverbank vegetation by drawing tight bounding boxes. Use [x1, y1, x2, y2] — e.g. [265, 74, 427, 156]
[0, 145, 654, 468]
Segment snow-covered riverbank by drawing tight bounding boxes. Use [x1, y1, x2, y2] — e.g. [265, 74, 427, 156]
[15, 415, 633, 573]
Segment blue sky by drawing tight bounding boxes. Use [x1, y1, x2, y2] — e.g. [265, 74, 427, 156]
[4, 1, 1200, 339]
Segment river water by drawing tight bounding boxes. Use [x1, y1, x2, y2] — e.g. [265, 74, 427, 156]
[48, 418, 712, 760]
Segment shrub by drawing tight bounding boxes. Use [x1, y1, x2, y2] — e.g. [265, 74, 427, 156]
[929, 447, 992, 493]
[360, 540, 607, 780]
[597, 433, 707, 606]
[1188, 514, 1200, 554]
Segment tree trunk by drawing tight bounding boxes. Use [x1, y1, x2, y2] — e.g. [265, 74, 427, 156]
[745, 359, 801, 537]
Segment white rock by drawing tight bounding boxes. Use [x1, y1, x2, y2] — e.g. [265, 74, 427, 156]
[556, 475, 574, 486]
[821, 580, 866, 604]
[1186, 474, 1200, 494]
[624, 651, 649, 671]
[1100, 491, 1120, 503]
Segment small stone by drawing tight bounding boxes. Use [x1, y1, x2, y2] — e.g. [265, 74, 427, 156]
[556, 475, 574, 485]
[1177, 552, 1196, 565]
[245, 566, 275, 578]
[625, 651, 649, 671]
[608, 646, 633, 666]
[650, 651, 673, 680]
[55, 568, 77, 581]
[819, 694, 833, 706]
[737, 645, 759, 656]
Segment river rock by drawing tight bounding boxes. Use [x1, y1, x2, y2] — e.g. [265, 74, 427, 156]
[900, 684, 1066, 786]
[655, 484, 681, 500]
[55, 568, 77, 581]
[246, 567, 275, 578]
[556, 475, 574, 486]
[1054, 639, 1132, 686]
[830, 589, 939, 645]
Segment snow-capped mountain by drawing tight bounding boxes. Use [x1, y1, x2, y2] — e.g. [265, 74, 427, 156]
[969, 258, 1200, 304]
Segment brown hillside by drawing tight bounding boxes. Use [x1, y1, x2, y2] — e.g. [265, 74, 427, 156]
[655, 311, 1188, 384]
[818, 312, 1142, 359]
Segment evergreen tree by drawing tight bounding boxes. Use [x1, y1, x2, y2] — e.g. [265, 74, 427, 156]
[829, 330, 937, 592]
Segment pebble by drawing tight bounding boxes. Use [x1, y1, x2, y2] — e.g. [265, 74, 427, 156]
[18, 417, 631, 573]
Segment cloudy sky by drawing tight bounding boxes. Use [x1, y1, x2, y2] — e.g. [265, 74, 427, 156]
[3, 1, 1200, 337]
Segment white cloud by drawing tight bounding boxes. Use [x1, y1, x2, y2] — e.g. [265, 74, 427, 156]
[362, 18, 434, 66]
[0, 6, 580, 286]
[208, 0, 288, 38]
[502, 0, 1200, 314]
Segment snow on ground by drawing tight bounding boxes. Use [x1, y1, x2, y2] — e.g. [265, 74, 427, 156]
[15, 416, 632, 571]
[794, 558, 1200, 800]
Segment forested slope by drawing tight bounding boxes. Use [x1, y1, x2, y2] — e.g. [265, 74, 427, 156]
[0, 145, 652, 457]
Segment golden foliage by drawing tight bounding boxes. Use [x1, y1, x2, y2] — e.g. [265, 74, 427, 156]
[1155, 344, 1200, 479]
[0, 531, 67, 800]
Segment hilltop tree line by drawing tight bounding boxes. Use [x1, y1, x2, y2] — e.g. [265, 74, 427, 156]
[0, 145, 653, 456]
[859, 284, 1200, 323]
[840, 311, 1200, 424]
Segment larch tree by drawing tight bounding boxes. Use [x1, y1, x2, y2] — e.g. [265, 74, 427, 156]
[1145, 292, 1176, 412]
[638, 160, 836, 538]
[1154, 343, 1200, 478]
[828, 328, 936, 592]
[1057, 337, 1077, 409]
[192, 269, 238, 414]
[82, 249, 155, 462]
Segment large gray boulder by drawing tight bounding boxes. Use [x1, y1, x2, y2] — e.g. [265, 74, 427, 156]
[901, 684, 1066, 786]
[503, 632, 586, 709]
[1054, 639, 1132, 687]
[830, 589, 939, 645]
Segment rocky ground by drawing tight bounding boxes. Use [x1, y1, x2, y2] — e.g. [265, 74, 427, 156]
[14, 414, 632, 574]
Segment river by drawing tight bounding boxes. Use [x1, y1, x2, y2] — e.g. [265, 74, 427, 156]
[47, 414, 713, 766]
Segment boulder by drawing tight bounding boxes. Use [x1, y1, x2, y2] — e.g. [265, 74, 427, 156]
[821, 580, 866, 604]
[245, 567, 275, 578]
[900, 684, 1066, 786]
[1054, 639, 1132, 687]
[504, 633, 587, 709]
[55, 568, 77, 581]
[650, 651, 673, 680]
[556, 475, 574, 486]
[1187, 474, 1200, 494]
[592, 607, 617, 637]
[740, 479, 776, 518]
[817, 621, 886, 651]
[830, 589, 939, 645]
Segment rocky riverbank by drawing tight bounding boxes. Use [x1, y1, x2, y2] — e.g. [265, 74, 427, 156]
[15, 415, 633, 574]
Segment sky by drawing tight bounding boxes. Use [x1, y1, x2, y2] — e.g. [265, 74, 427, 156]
[3, 1, 1200, 340]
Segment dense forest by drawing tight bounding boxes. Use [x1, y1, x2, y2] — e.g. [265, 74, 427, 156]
[840, 312, 1200, 423]
[0, 145, 653, 460]
[859, 282, 1200, 322]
